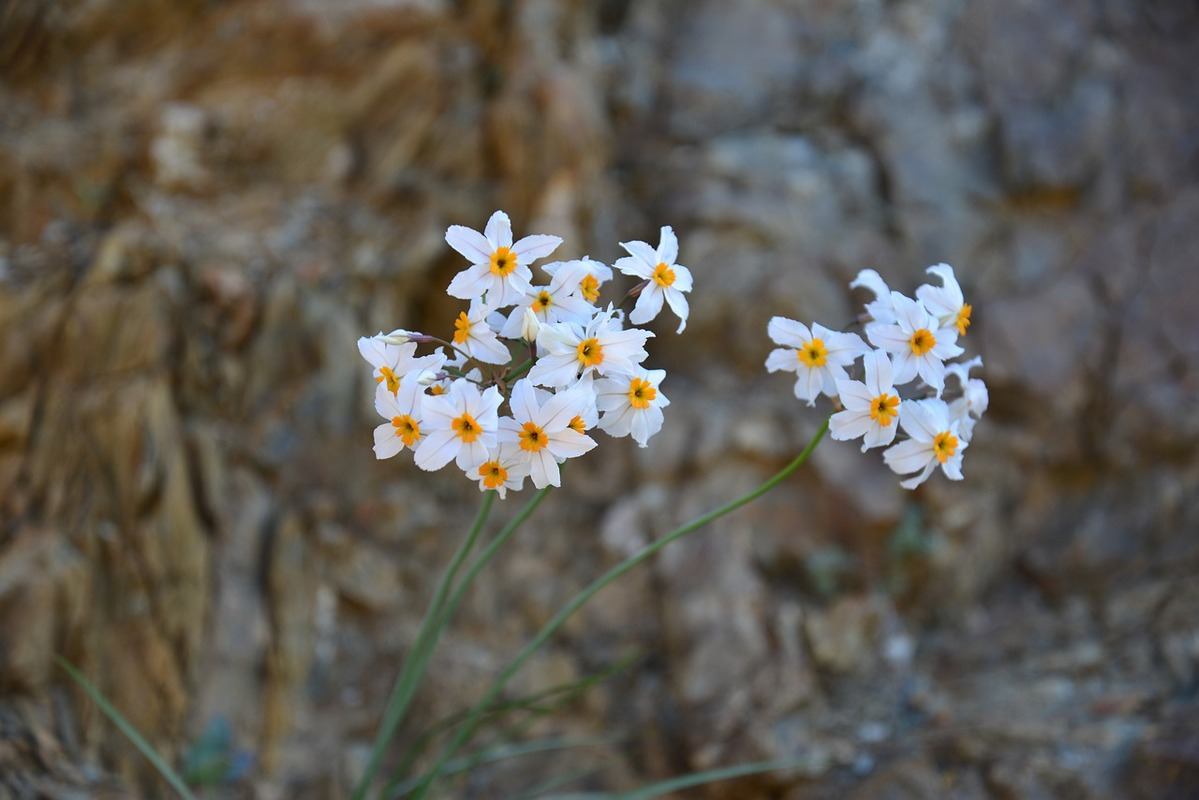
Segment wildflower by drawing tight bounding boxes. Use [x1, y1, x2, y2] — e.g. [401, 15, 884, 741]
[498, 261, 595, 338]
[916, 263, 971, 336]
[882, 398, 968, 489]
[544, 257, 613, 304]
[594, 367, 670, 448]
[765, 318, 869, 406]
[519, 307, 541, 342]
[849, 268, 897, 324]
[358, 335, 443, 394]
[451, 300, 512, 365]
[529, 306, 654, 388]
[499, 379, 597, 488]
[615, 226, 693, 333]
[446, 210, 562, 308]
[830, 350, 902, 452]
[865, 292, 963, 395]
[468, 444, 529, 498]
[415, 379, 503, 472]
[947, 356, 988, 440]
[372, 374, 427, 460]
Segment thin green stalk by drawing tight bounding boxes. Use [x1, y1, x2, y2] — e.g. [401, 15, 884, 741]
[408, 419, 830, 799]
[504, 357, 534, 382]
[56, 657, 198, 800]
[353, 491, 497, 800]
[542, 758, 808, 799]
[365, 486, 555, 800]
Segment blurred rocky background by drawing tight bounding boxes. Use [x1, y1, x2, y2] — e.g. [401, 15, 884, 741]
[2, 0, 1199, 797]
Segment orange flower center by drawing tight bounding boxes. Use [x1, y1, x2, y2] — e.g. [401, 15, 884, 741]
[478, 460, 508, 489]
[568, 415, 586, 434]
[391, 414, 421, 446]
[797, 339, 828, 368]
[868, 394, 900, 427]
[579, 273, 600, 303]
[490, 246, 517, 277]
[375, 365, 400, 394]
[956, 304, 972, 336]
[453, 311, 472, 345]
[909, 328, 936, 356]
[652, 262, 676, 288]
[452, 412, 483, 443]
[627, 377, 657, 410]
[518, 421, 548, 452]
[576, 337, 604, 368]
[933, 431, 959, 464]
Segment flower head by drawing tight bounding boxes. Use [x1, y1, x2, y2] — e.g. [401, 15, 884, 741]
[543, 257, 613, 304]
[498, 260, 595, 338]
[595, 367, 670, 448]
[765, 317, 869, 406]
[499, 379, 597, 488]
[615, 226, 693, 333]
[916, 263, 971, 336]
[372, 373, 427, 459]
[445, 210, 562, 308]
[947, 356, 988, 441]
[529, 306, 654, 388]
[468, 444, 529, 498]
[415, 379, 503, 472]
[865, 292, 963, 395]
[451, 300, 512, 365]
[358, 336, 444, 394]
[882, 398, 968, 489]
[830, 350, 902, 452]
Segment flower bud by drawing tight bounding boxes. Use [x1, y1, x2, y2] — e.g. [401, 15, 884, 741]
[415, 369, 441, 386]
[381, 328, 421, 345]
[520, 307, 541, 342]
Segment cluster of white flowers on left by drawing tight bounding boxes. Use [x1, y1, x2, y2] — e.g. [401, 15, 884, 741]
[766, 264, 987, 489]
[359, 211, 693, 496]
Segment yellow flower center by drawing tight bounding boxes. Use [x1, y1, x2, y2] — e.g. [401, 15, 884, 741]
[627, 377, 657, 410]
[489, 246, 517, 277]
[652, 262, 676, 288]
[478, 460, 508, 489]
[427, 384, 446, 396]
[568, 415, 586, 434]
[909, 328, 936, 356]
[576, 337, 604, 368]
[518, 420, 548, 452]
[451, 412, 483, 443]
[579, 273, 600, 303]
[535, 290, 553, 311]
[391, 414, 421, 446]
[932, 431, 958, 464]
[375, 366, 400, 394]
[868, 394, 900, 427]
[453, 311, 472, 345]
[956, 304, 972, 336]
[796, 339, 828, 368]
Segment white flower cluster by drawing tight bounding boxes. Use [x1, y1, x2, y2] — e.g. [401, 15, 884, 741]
[766, 264, 987, 489]
[359, 211, 693, 496]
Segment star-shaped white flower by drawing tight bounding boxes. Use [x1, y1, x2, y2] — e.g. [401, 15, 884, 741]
[830, 350, 902, 452]
[765, 318, 869, 406]
[451, 300, 512, 365]
[883, 398, 968, 489]
[849, 268, 897, 324]
[499, 379, 597, 488]
[467, 444, 529, 499]
[916, 263, 972, 337]
[357, 336, 443, 394]
[498, 261, 595, 338]
[947, 356, 987, 441]
[595, 367, 670, 448]
[865, 292, 963, 395]
[615, 226, 693, 333]
[543, 257, 613, 304]
[415, 379, 502, 472]
[372, 373, 427, 460]
[445, 211, 562, 308]
[529, 306, 654, 388]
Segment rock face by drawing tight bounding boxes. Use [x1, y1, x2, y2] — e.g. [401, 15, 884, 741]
[2, 0, 1198, 797]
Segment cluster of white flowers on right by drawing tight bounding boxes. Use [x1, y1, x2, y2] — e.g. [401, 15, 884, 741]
[358, 211, 694, 497]
[766, 265, 987, 489]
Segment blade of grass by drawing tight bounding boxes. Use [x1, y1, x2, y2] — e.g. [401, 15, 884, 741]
[613, 758, 807, 799]
[56, 656, 198, 800]
[512, 768, 600, 799]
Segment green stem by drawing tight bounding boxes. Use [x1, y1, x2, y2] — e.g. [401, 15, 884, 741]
[504, 357, 534, 383]
[352, 491, 497, 800]
[408, 419, 830, 799]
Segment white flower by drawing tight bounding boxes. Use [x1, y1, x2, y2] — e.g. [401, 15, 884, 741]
[883, 398, 968, 489]
[947, 356, 988, 441]
[519, 307, 541, 342]
[849, 268, 897, 324]
[595, 367, 670, 448]
[498, 261, 595, 338]
[468, 444, 529, 499]
[451, 300, 512, 365]
[830, 350, 902, 452]
[865, 292, 963, 395]
[916, 263, 972, 336]
[499, 379, 597, 488]
[445, 210, 562, 307]
[529, 306, 654, 388]
[415, 379, 502, 472]
[543, 257, 613, 304]
[372, 373, 426, 459]
[358, 336, 443, 394]
[765, 318, 869, 406]
[615, 226, 693, 333]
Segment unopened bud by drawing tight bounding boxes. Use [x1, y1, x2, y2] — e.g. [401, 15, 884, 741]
[415, 369, 441, 386]
[520, 307, 541, 342]
[381, 328, 422, 345]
